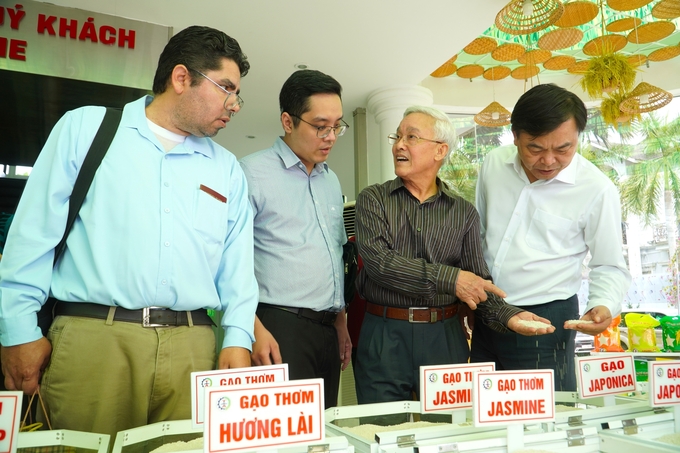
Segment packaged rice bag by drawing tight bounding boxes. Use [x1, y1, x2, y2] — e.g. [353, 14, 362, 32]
[660, 315, 680, 352]
[594, 315, 624, 352]
[624, 312, 660, 352]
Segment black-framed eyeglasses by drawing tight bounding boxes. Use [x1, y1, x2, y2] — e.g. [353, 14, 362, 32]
[388, 133, 443, 146]
[290, 114, 349, 138]
[191, 68, 244, 113]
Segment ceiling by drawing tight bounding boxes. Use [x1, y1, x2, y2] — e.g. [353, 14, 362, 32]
[446, 0, 680, 81]
[30, 0, 512, 157]
[36, 0, 680, 158]
[424, 1, 680, 113]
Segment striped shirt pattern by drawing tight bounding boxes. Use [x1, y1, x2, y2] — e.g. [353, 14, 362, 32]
[355, 177, 523, 332]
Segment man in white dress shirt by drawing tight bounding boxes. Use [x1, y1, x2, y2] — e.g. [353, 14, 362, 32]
[472, 84, 631, 391]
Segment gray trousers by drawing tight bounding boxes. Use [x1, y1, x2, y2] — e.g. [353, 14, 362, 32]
[354, 310, 469, 404]
[470, 295, 579, 391]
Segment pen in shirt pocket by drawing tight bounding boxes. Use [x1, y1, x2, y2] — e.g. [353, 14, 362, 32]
[199, 184, 227, 203]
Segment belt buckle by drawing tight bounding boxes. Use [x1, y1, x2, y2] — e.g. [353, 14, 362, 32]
[142, 307, 171, 327]
[408, 307, 436, 323]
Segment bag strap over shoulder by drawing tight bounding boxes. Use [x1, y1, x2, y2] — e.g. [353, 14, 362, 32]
[53, 107, 122, 265]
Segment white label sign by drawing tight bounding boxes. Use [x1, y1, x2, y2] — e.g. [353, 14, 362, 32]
[420, 363, 494, 412]
[473, 370, 555, 426]
[0, 391, 23, 453]
[191, 364, 288, 428]
[650, 360, 680, 406]
[576, 355, 636, 398]
[205, 378, 323, 453]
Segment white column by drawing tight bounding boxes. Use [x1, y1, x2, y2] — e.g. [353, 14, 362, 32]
[367, 86, 433, 183]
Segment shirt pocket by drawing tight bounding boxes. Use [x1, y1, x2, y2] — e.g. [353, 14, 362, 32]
[193, 187, 228, 245]
[525, 209, 574, 254]
[324, 203, 346, 245]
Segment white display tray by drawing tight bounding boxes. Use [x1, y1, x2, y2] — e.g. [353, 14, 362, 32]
[18, 429, 110, 453]
[325, 401, 600, 453]
[111, 419, 352, 453]
[552, 391, 664, 431]
[600, 429, 680, 453]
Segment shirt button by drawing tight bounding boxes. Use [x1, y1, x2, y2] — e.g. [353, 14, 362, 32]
[164, 241, 170, 247]
[417, 227, 422, 232]
[161, 279, 167, 285]
[164, 182, 170, 187]
[164, 208, 170, 213]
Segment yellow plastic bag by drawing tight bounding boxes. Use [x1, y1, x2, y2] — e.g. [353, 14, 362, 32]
[594, 315, 624, 352]
[624, 312, 660, 352]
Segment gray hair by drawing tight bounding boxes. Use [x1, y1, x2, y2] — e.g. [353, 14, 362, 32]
[403, 106, 457, 152]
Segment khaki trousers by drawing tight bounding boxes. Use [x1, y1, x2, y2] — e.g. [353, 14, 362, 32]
[39, 314, 215, 439]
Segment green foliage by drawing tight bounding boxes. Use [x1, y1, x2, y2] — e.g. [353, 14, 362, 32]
[438, 150, 479, 204]
[438, 124, 506, 204]
[617, 112, 680, 227]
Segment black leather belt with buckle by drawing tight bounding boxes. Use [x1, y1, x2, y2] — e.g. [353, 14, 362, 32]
[52, 300, 214, 327]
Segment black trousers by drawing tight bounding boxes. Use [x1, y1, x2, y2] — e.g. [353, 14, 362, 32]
[354, 311, 469, 404]
[470, 295, 579, 391]
[257, 304, 340, 409]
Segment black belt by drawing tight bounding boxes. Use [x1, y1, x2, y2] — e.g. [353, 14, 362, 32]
[53, 301, 214, 327]
[258, 303, 338, 326]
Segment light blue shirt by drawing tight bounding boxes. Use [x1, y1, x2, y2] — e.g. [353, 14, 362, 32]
[0, 96, 259, 349]
[239, 138, 346, 312]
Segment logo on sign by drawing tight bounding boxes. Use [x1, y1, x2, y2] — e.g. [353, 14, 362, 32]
[657, 368, 664, 378]
[428, 373, 438, 383]
[583, 364, 591, 372]
[482, 379, 492, 390]
[217, 397, 231, 411]
[202, 378, 213, 387]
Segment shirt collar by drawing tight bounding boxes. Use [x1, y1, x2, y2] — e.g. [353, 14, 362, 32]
[125, 96, 215, 158]
[506, 146, 577, 186]
[390, 177, 446, 201]
[273, 137, 329, 174]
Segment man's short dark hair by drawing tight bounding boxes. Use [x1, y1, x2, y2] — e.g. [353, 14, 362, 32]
[152, 25, 250, 95]
[511, 84, 587, 137]
[279, 70, 342, 126]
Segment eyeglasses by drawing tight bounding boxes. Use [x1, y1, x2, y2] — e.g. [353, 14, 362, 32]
[191, 68, 244, 113]
[388, 133, 443, 146]
[290, 114, 349, 138]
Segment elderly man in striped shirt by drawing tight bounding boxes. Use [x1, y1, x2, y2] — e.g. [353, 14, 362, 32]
[353, 105, 554, 406]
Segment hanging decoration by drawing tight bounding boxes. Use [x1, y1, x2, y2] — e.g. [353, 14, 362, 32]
[463, 37, 498, 55]
[430, 56, 458, 78]
[648, 45, 680, 61]
[619, 82, 674, 114]
[495, 0, 565, 35]
[606, 17, 642, 32]
[456, 64, 485, 79]
[627, 54, 648, 66]
[581, 34, 628, 56]
[607, 0, 654, 11]
[537, 27, 584, 50]
[474, 102, 512, 127]
[554, 1, 599, 27]
[651, 0, 680, 19]
[543, 55, 577, 70]
[600, 90, 641, 126]
[483, 66, 512, 80]
[627, 21, 676, 43]
[579, 52, 637, 98]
